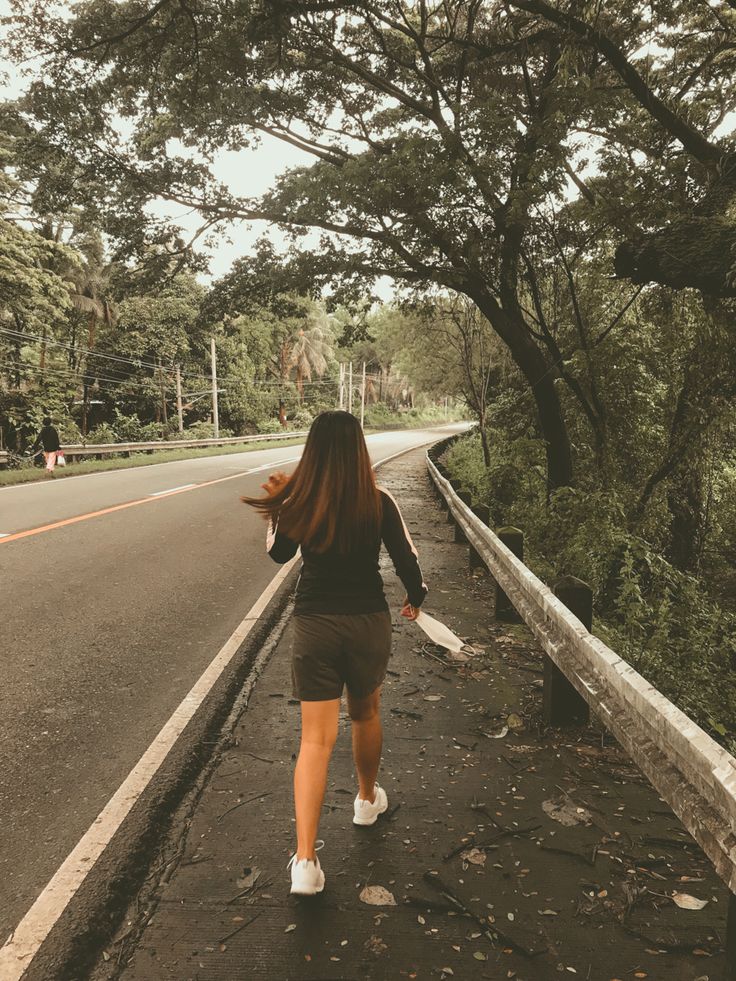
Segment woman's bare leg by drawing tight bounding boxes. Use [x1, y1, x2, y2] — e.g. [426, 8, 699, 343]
[294, 698, 340, 860]
[347, 687, 382, 802]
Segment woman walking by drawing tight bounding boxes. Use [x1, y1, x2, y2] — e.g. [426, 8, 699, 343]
[244, 411, 427, 895]
[31, 417, 62, 476]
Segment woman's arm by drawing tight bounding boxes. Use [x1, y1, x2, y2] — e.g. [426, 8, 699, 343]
[380, 490, 428, 608]
[266, 519, 299, 564]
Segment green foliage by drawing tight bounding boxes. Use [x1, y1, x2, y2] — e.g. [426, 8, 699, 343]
[444, 430, 736, 753]
[183, 421, 233, 440]
[87, 422, 118, 444]
[443, 430, 547, 526]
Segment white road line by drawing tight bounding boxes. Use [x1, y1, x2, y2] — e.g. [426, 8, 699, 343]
[0, 555, 298, 981]
[149, 484, 197, 496]
[0, 432, 459, 979]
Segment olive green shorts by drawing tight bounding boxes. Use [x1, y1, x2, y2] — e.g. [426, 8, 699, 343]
[291, 611, 393, 702]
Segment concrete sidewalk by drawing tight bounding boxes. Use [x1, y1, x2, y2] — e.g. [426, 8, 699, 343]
[99, 449, 727, 981]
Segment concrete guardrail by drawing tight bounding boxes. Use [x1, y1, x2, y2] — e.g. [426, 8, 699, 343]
[0, 430, 309, 469]
[427, 441, 736, 968]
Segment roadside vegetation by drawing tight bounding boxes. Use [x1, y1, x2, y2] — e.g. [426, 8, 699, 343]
[442, 423, 736, 754]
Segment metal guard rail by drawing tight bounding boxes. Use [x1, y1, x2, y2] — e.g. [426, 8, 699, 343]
[427, 450, 736, 893]
[0, 430, 309, 467]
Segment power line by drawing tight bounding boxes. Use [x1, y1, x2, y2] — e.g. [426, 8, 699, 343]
[0, 357, 160, 393]
[0, 326, 168, 373]
[0, 327, 346, 392]
[0, 357, 345, 403]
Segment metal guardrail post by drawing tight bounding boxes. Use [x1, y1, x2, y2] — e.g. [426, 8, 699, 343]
[454, 491, 472, 543]
[545, 575, 592, 726]
[470, 504, 490, 571]
[495, 526, 523, 621]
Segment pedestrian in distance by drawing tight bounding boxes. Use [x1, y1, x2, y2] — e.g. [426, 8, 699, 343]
[31, 417, 62, 477]
[243, 410, 428, 896]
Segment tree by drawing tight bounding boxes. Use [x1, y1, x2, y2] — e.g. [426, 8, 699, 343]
[289, 321, 334, 400]
[3, 0, 585, 488]
[375, 298, 502, 465]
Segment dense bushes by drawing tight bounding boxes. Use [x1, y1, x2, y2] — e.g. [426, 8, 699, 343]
[443, 430, 736, 753]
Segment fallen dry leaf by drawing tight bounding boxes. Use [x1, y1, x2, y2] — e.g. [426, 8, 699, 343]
[462, 847, 487, 866]
[359, 885, 397, 906]
[671, 892, 708, 910]
[542, 799, 592, 827]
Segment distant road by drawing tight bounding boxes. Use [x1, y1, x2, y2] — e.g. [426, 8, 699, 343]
[0, 426, 465, 943]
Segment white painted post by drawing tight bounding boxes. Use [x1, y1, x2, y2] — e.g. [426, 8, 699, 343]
[348, 362, 353, 414]
[210, 336, 219, 439]
[360, 361, 366, 428]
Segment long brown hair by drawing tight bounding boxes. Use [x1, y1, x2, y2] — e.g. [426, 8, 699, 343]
[243, 411, 381, 553]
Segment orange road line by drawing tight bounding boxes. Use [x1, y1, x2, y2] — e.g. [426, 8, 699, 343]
[0, 467, 275, 545]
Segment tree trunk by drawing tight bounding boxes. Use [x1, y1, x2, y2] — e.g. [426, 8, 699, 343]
[81, 382, 89, 437]
[666, 460, 705, 573]
[474, 292, 573, 490]
[479, 413, 491, 468]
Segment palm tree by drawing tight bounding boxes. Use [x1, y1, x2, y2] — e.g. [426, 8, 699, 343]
[289, 324, 334, 400]
[39, 225, 115, 434]
[67, 257, 115, 436]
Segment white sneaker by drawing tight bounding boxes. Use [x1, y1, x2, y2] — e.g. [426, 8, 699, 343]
[288, 840, 325, 895]
[353, 784, 388, 826]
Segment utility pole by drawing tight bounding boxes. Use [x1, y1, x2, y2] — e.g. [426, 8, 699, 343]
[159, 360, 168, 431]
[348, 361, 353, 414]
[176, 364, 184, 435]
[210, 336, 219, 439]
[156, 359, 168, 438]
[338, 363, 345, 409]
[360, 361, 366, 428]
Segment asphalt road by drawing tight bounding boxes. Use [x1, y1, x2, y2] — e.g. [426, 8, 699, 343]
[0, 427, 463, 945]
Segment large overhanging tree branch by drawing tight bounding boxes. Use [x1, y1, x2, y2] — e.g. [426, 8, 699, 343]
[506, 0, 736, 297]
[507, 0, 723, 166]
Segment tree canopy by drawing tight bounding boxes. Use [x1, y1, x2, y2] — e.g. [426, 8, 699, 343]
[6, 0, 736, 488]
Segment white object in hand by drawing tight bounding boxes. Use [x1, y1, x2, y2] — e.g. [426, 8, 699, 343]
[414, 611, 464, 652]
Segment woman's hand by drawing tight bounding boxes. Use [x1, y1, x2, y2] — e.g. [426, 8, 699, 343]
[261, 471, 289, 496]
[400, 596, 419, 621]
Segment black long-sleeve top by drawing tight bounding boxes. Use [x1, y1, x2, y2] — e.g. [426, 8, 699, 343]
[266, 488, 428, 615]
[33, 425, 61, 452]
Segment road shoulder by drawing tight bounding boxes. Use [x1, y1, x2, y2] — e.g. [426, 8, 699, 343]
[97, 449, 727, 981]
